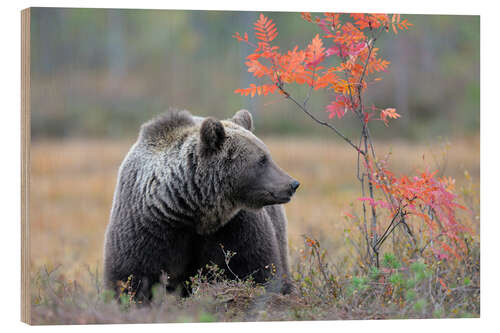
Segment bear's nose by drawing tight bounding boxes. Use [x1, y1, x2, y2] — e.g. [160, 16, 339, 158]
[290, 180, 300, 193]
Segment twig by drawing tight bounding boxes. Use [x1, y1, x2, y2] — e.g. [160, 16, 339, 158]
[311, 243, 335, 295]
[219, 244, 240, 281]
[277, 84, 365, 155]
[419, 233, 445, 255]
[303, 66, 316, 108]
[374, 207, 401, 250]
[362, 126, 378, 265]
[356, 122, 364, 181]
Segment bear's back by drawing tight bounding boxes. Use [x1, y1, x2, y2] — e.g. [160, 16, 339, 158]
[104, 110, 200, 287]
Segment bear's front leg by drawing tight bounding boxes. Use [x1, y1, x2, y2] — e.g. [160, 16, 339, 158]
[195, 209, 289, 293]
[264, 204, 295, 294]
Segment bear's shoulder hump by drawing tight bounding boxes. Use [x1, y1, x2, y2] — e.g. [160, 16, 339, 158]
[139, 109, 195, 145]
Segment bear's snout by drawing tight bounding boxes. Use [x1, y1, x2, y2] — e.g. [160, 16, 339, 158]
[290, 180, 300, 193]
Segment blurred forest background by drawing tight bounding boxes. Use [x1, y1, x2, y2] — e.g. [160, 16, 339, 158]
[30, 8, 479, 141]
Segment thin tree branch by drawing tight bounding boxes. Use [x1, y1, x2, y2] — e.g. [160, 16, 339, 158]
[303, 66, 316, 108]
[356, 131, 363, 181]
[374, 207, 401, 251]
[277, 84, 365, 155]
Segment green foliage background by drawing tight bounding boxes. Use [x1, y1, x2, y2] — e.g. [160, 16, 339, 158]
[30, 8, 479, 140]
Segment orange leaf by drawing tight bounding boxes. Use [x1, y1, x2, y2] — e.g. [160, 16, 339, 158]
[253, 14, 278, 43]
[305, 34, 325, 65]
[301, 12, 313, 22]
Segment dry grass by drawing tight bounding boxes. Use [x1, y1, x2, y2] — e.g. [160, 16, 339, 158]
[29, 136, 480, 324]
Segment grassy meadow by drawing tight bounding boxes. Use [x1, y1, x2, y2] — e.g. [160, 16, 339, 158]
[29, 136, 480, 324]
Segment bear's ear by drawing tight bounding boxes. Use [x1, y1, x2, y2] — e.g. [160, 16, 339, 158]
[231, 109, 254, 132]
[200, 117, 226, 153]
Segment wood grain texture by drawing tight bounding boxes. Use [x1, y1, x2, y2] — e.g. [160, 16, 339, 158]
[21, 7, 31, 325]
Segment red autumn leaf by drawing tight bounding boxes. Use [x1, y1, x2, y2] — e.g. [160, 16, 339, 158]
[317, 18, 332, 33]
[326, 95, 351, 119]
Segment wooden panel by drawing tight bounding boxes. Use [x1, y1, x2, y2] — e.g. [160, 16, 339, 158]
[21, 7, 31, 325]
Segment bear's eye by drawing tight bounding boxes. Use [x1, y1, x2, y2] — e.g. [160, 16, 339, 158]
[258, 155, 267, 166]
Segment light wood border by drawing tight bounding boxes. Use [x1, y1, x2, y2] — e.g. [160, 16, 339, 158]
[21, 7, 31, 325]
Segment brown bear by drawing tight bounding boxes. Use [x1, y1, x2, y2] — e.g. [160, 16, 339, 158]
[103, 109, 299, 300]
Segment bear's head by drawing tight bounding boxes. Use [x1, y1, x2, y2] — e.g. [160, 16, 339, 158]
[198, 109, 300, 210]
[135, 109, 299, 234]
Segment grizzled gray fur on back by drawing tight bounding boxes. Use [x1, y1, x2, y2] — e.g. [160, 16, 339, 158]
[103, 109, 299, 300]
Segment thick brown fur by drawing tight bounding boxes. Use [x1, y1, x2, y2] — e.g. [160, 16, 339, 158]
[103, 109, 299, 300]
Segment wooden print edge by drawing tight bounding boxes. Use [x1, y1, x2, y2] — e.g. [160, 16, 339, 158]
[21, 7, 31, 325]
